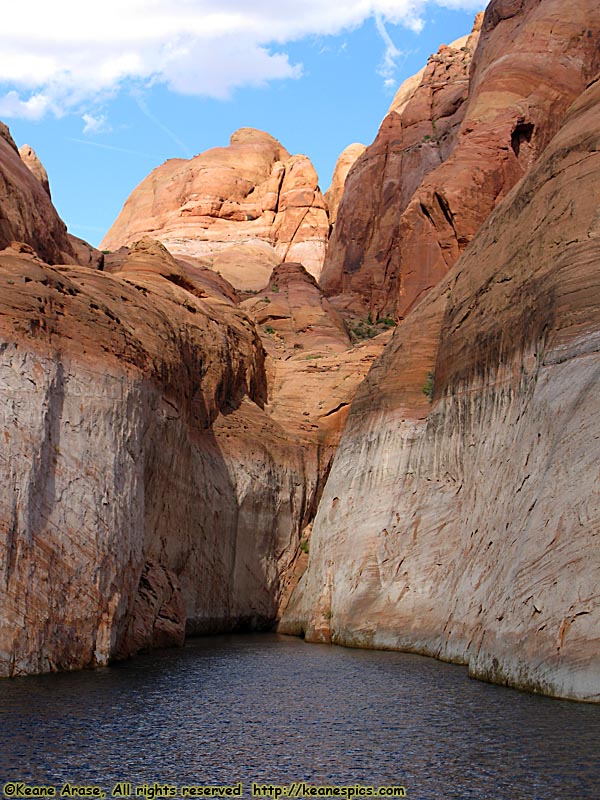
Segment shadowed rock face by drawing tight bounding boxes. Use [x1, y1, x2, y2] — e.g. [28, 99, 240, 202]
[101, 128, 330, 282]
[0, 234, 327, 674]
[0, 230, 386, 675]
[0, 240, 261, 674]
[236, 261, 390, 614]
[0, 125, 74, 264]
[322, 0, 600, 319]
[280, 73, 600, 702]
[325, 143, 366, 229]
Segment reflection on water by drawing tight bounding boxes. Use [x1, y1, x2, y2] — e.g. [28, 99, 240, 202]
[1, 634, 599, 799]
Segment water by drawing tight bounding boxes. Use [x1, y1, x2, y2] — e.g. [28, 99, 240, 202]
[1, 634, 598, 800]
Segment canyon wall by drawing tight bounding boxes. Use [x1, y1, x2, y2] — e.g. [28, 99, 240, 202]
[322, 0, 600, 319]
[0, 238, 344, 675]
[0, 0, 598, 703]
[0, 227, 380, 674]
[280, 72, 600, 702]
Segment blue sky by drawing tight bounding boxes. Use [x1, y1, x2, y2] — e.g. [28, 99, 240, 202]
[2, 1, 482, 248]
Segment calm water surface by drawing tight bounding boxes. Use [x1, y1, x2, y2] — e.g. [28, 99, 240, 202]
[1, 634, 599, 800]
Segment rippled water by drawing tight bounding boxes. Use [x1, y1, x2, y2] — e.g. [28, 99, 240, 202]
[1, 634, 599, 799]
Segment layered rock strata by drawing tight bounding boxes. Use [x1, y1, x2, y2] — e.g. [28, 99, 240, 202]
[0, 238, 319, 674]
[101, 128, 330, 282]
[0, 231, 385, 675]
[280, 74, 600, 702]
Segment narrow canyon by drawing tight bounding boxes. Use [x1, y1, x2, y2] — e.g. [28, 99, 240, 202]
[0, 0, 598, 702]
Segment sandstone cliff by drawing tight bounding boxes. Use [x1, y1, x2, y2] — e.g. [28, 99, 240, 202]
[18, 144, 51, 198]
[322, 0, 600, 320]
[280, 70, 600, 702]
[0, 224, 384, 674]
[0, 239, 264, 672]
[325, 143, 366, 229]
[0, 125, 75, 264]
[101, 128, 330, 283]
[1, 0, 598, 706]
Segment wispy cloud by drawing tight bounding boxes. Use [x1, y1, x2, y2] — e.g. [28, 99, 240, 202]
[68, 137, 156, 158]
[374, 14, 403, 91]
[0, 1, 482, 120]
[134, 96, 192, 158]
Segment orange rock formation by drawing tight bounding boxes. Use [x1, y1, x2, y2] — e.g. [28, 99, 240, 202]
[101, 128, 330, 284]
[322, 0, 600, 321]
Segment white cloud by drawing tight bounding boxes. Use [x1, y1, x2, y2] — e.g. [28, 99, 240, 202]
[82, 113, 111, 134]
[374, 13, 404, 91]
[0, 0, 481, 120]
[0, 90, 53, 120]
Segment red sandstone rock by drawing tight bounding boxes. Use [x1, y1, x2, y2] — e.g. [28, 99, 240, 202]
[0, 124, 74, 264]
[241, 261, 351, 356]
[320, 18, 482, 310]
[1, 0, 598, 704]
[0, 239, 274, 674]
[18, 144, 51, 197]
[325, 143, 366, 228]
[104, 238, 241, 304]
[322, 0, 600, 319]
[239, 260, 388, 453]
[194, 243, 279, 292]
[117, 561, 186, 658]
[67, 234, 105, 271]
[101, 128, 330, 283]
[0, 231, 383, 674]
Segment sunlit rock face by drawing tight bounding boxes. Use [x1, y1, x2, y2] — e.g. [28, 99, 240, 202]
[321, 0, 600, 320]
[101, 128, 330, 284]
[325, 143, 366, 230]
[280, 73, 600, 703]
[0, 125, 74, 264]
[18, 144, 51, 198]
